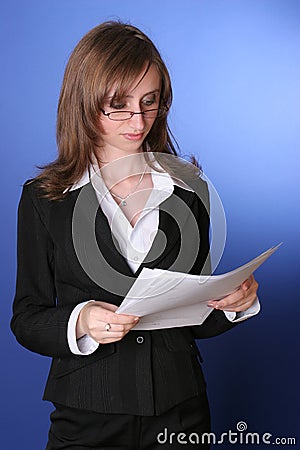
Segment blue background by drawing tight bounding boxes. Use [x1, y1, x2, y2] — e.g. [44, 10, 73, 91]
[1, 1, 299, 448]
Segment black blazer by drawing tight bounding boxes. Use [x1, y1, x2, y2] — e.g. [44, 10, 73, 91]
[11, 177, 237, 416]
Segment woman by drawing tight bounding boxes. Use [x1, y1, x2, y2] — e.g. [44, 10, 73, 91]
[11, 22, 259, 449]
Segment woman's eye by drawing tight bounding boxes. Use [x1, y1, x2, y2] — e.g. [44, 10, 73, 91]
[111, 103, 127, 110]
[142, 98, 156, 107]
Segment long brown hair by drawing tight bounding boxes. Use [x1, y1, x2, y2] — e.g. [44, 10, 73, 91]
[36, 21, 182, 199]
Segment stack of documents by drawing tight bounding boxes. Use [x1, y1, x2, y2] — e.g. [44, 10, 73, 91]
[116, 245, 280, 330]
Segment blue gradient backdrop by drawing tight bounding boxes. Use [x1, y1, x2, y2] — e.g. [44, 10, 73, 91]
[1, 1, 299, 448]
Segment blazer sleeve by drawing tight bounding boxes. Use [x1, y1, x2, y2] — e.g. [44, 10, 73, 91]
[190, 309, 238, 339]
[11, 183, 75, 358]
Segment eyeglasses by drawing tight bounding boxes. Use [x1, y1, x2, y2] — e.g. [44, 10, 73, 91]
[100, 107, 167, 121]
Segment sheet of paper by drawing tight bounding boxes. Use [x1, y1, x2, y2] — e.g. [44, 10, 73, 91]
[116, 244, 281, 330]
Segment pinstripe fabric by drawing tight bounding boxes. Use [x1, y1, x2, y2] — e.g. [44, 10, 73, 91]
[12, 178, 237, 416]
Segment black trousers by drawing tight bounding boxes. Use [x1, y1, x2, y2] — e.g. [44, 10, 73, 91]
[46, 393, 211, 449]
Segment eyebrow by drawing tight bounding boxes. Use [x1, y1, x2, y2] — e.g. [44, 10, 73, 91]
[106, 89, 160, 100]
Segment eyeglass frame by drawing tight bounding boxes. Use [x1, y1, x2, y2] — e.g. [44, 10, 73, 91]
[100, 107, 168, 121]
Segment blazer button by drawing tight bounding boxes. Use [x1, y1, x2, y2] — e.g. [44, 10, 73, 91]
[136, 336, 144, 344]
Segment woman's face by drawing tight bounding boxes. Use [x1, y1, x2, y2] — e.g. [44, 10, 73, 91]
[98, 65, 161, 160]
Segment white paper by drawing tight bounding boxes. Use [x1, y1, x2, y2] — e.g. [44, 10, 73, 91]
[116, 244, 281, 330]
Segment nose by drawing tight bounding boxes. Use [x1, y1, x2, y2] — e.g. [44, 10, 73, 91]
[128, 111, 145, 130]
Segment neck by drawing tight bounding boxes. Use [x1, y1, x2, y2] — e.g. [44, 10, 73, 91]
[97, 152, 148, 189]
[96, 142, 144, 163]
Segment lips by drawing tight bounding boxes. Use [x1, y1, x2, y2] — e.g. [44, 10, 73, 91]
[122, 133, 144, 141]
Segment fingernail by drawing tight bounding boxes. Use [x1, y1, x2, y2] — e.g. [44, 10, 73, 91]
[134, 317, 139, 322]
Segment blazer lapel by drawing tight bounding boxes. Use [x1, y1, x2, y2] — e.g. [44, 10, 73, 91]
[78, 183, 196, 280]
[137, 186, 196, 273]
[75, 182, 136, 279]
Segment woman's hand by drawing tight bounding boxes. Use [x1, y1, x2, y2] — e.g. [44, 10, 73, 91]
[207, 274, 258, 313]
[76, 301, 139, 344]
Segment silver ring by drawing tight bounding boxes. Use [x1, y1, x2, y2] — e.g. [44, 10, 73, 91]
[104, 323, 111, 332]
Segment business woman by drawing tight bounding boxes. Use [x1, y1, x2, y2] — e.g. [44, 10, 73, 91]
[11, 22, 259, 449]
